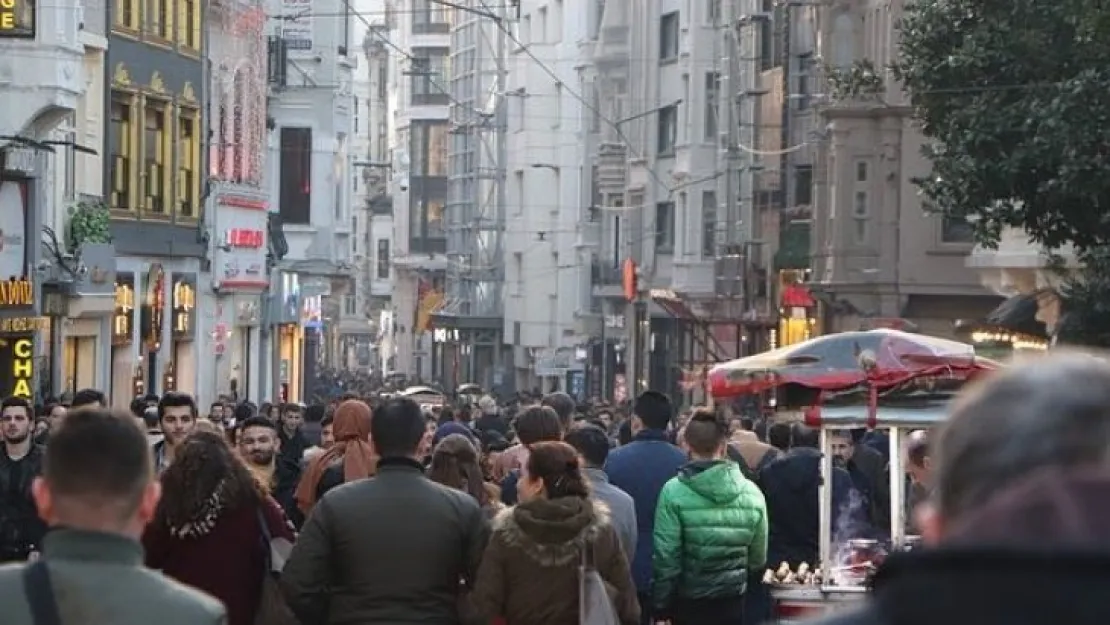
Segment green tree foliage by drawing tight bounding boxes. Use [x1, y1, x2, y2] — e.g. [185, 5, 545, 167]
[1057, 249, 1110, 347]
[894, 0, 1110, 253]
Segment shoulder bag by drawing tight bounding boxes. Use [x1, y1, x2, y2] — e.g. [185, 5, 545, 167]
[23, 561, 63, 625]
[254, 507, 299, 625]
[579, 539, 619, 625]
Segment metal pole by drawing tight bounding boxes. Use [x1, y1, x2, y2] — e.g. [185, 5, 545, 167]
[723, 0, 740, 249]
[493, 0, 508, 382]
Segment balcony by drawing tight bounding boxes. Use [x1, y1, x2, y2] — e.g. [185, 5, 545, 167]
[671, 258, 715, 297]
[592, 259, 624, 299]
[966, 227, 1078, 297]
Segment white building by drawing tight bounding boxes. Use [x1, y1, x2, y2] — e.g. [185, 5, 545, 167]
[44, 4, 111, 399]
[502, 0, 593, 393]
[388, 0, 451, 380]
[334, 8, 393, 373]
[265, 0, 356, 401]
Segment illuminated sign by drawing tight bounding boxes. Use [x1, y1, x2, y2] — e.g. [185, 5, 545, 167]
[226, 228, 265, 248]
[0, 335, 34, 399]
[0, 316, 46, 333]
[0, 0, 34, 39]
[172, 277, 196, 339]
[113, 276, 135, 345]
[0, 277, 32, 307]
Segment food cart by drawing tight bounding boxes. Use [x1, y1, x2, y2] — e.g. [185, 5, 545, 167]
[707, 329, 1000, 622]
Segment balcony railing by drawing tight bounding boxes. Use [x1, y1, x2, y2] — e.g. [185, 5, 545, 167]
[592, 260, 622, 286]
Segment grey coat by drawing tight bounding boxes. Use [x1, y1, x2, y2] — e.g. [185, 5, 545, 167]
[585, 467, 638, 562]
[0, 529, 225, 625]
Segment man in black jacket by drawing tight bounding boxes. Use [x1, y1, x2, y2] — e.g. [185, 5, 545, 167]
[0, 396, 46, 562]
[281, 397, 489, 625]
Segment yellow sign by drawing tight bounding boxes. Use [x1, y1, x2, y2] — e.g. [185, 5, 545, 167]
[0, 277, 32, 307]
[0, 0, 34, 38]
[0, 316, 46, 333]
[11, 337, 31, 399]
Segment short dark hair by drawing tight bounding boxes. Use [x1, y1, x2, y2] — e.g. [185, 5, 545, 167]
[792, 423, 819, 449]
[1, 396, 31, 415]
[281, 403, 304, 414]
[44, 408, 151, 514]
[237, 416, 278, 435]
[934, 353, 1110, 522]
[617, 419, 633, 446]
[514, 405, 563, 446]
[321, 413, 334, 429]
[71, 388, 107, 409]
[526, 441, 590, 499]
[684, 408, 728, 455]
[565, 424, 611, 468]
[768, 422, 793, 450]
[541, 392, 576, 430]
[371, 397, 426, 458]
[633, 391, 672, 430]
[157, 392, 197, 421]
[233, 402, 256, 422]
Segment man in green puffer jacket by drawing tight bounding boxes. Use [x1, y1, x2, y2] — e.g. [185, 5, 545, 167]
[652, 408, 768, 625]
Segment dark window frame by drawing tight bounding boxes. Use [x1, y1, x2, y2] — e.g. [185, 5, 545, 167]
[278, 127, 312, 225]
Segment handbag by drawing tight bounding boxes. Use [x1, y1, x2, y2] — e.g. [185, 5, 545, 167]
[254, 507, 299, 625]
[578, 540, 619, 625]
[23, 561, 63, 625]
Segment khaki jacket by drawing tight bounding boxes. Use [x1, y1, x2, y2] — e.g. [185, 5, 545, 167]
[0, 528, 225, 625]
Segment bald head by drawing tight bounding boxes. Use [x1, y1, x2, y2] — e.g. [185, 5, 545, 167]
[934, 352, 1110, 524]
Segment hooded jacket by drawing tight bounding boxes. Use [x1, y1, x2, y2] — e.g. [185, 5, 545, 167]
[652, 460, 767, 608]
[818, 468, 1110, 625]
[471, 496, 640, 625]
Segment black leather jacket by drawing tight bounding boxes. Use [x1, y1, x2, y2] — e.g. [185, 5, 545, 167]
[0, 445, 47, 561]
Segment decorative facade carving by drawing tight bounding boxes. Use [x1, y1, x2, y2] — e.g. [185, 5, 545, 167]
[150, 71, 167, 94]
[113, 63, 131, 87]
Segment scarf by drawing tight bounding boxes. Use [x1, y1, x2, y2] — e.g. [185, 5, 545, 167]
[295, 400, 377, 514]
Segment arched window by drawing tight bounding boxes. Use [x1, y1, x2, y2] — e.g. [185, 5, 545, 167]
[232, 71, 247, 182]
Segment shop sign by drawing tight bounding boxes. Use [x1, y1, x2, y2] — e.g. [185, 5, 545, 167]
[172, 274, 196, 340]
[0, 277, 32, 306]
[0, 179, 30, 308]
[215, 217, 269, 289]
[0, 0, 34, 38]
[113, 274, 135, 345]
[140, 264, 165, 351]
[0, 316, 46, 333]
[0, 334, 34, 399]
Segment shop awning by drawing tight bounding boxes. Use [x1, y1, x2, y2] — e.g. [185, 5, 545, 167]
[956, 293, 1048, 339]
[780, 284, 815, 308]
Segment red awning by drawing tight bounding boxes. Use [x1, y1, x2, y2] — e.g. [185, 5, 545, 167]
[781, 284, 815, 308]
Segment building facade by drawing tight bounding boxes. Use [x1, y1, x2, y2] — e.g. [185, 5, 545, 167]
[502, 0, 591, 394]
[809, 0, 1001, 336]
[106, 0, 209, 405]
[265, 0, 355, 401]
[389, 0, 450, 381]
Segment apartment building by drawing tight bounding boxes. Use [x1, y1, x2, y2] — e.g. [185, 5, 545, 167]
[389, 0, 451, 380]
[809, 0, 1001, 336]
[265, 0, 355, 400]
[107, 0, 209, 401]
[502, 0, 592, 393]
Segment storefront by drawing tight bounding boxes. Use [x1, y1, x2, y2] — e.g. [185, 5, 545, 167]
[270, 271, 303, 404]
[0, 164, 41, 400]
[63, 242, 117, 396]
[210, 189, 270, 403]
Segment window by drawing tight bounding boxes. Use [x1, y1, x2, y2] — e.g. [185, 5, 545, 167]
[794, 165, 813, 205]
[231, 75, 249, 183]
[351, 216, 358, 255]
[178, 0, 200, 49]
[376, 239, 391, 278]
[110, 95, 136, 210]
[538, 6, 548, 43]
[142, 99, 170, 215]
[704, 72, 719, 141]
[177, 109, 200, 219]
[655, 201, 675, 252]
[657, 104, 678, 154]
[146, 0, 172, 40]
[62, 125, 76, 202]
[511, 252, 523, 296]
[552, 83, 562, 128]
[344, 294, 357, 316]
[354, 98, 360, 134]
[853, 191, 868, 243]
[941, 215, 975, 244]
[795, 53, 814, 109]
[114, 0, 138, 30]
[707, 0, 720, 24]
[856, 161, 869, 182]
[701, 190, 717, 256]
[279, 127, 313, 224]
[410, 52, 450, 105]
[659, 11, 680, 61]
[411, 122, 448, 177]
[412, 0, 449, 31]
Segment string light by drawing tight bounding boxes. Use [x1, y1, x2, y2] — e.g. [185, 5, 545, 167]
[209, 1, 267, 186]
[970, 331, 1048, 351]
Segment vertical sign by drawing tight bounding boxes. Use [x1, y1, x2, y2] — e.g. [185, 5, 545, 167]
[0, 334, 33, 398]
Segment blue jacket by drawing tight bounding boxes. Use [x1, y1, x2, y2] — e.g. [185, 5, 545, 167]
[604, 429, 687, 592]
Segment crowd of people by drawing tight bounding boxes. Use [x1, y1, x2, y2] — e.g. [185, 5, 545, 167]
[1, 352, 1108, 625]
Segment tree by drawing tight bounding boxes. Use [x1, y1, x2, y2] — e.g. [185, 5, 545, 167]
[894, 0, 1110, 253]
[896, 0, 1110, 346]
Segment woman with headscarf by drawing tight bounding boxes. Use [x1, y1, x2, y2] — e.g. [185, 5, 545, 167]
[294, 399, 377, 515]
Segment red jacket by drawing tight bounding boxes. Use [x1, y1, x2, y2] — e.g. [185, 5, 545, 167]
[143, 496, 294, 625]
